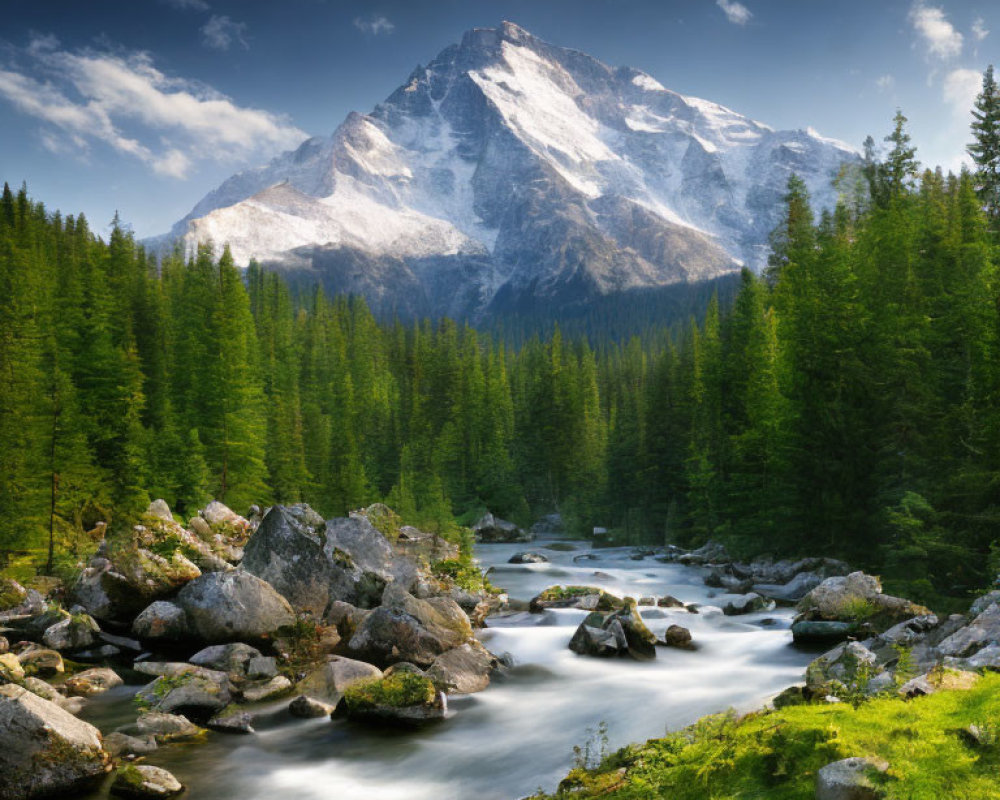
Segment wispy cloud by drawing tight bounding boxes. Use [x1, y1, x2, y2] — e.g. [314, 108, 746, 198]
[716, 0, 752, 26]
[162, 0, 210, 11]
[201, 15, 249, 51]
[909, 2, 963, 60]
[875, 74, 895, 92]
[972, 17, 989, 42]
[353, 14, 395, 36]
[943, 67, 982, 115]
[0, 36, 306, 179]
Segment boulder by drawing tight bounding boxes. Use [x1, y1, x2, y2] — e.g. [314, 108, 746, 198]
[242, 505, 417, 614]
[530, 514, 564, 535]
[569, 619, 623, 657]
[392, 526, 460, 562]
[110, 764, 183, 799]
[247, 656, 279, 680]
[722, 593, 774, 616]
[189, 642, 263, 676]
[206, 705, 255, 734]
[660, 624, 693, 649]
[20, 677, 59, 702]
[146, 499, 174, 522]
[175, 570, 294, 643]
[936, 603, 1000, 658]
[806, 642, 880, 691]
[796, 572, 929, 632]
[42, 613, 100, 651]
[677, 541, 729, 565]
[753, 572, 823, 603]
[136, 666, 232, 714]
[472, 512, 531, 543]
[343, 672, 447, 726]
[0, 652, 25, 683]
[131, 601, 188, 642]
[288, 694, 337, 718]
[509, 552, 549, 564]
[426, 643, 496, 694]
[64, 667, 124, 697]
[241, 675, 292, 702]
[17, 647, 64, 677]
[347, 584, 472, 667]
[705, 570, 753, 593]
[944, 643, 1000, 672]
[0, 685, 110, 800]
[816, 756, 889, 800]
[134, 711, 203, 742]
[657, 595, 686, 609]
[294, 656, 384, 706]
[898, 669, 979, 698]
[791, 620, 858, 645]
[529, 585, 624, 613]
[970, 591, 1000, 616]
[72, 560, 144, 622]
[0, 578, 28, 612]
[609, 600, 658, 660]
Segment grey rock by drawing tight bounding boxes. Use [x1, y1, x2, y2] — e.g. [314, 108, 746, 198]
[134, 711, 203, 742]
[426, 643, 496, 694]
[792, 620, 857, 644]
[944, 643, 1000, 671]
[288, 694, 337, 718]
[42, 614, 100, 651]
[132, 601, 188, 642]
[175, 570, 295, 643]
[659, 624, 693, 649]
[753, 572, 823, 603]
[20, 677, 59, 702]
[816, 757, 888, 800]
[937, 603, 1000, 658]
[64, 667, 124, 697]
[240, 675, 292, 702]
[472, 512, 531, 543]
[0, 684, 110, 800]
[104, 732, 158, 758]
[136, 667, 232, 714]
[722, 593, 773, 616]
[509, 552, 548, 564]
[206, 706, 255, 734]
[189, 643, 262, 676]
[242, 505, 417, 614]
[246, 655, 279, 680]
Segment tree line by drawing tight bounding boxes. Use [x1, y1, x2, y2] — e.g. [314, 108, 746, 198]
[1, 68, 999, 605]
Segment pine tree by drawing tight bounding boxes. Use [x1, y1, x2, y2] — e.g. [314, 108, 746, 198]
[969, 65, 1000, 231]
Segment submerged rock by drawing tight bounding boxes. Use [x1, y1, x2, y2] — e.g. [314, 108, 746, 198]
[206, 705, 255, 734]
[722, 593, 774, 616]
[509, 552, 548, 564]
[529, 585, 624, 613]
[426, 642, 496, 694]
[104, 732, 158, 759]
[64, 667, 124, 697]
[791, 620, 857, 645]
[288, 694, 337, 718]
[0, 685, 110, 800]
[135, 711, 204, 742]
[295, 656, 384, 707]
[659, 624, 694, 649]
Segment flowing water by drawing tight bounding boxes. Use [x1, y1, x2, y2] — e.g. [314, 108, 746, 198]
[79, 536, 815, 799]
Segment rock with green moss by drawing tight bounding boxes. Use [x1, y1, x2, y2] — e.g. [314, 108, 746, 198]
[188, 642, 263, 676]
[20, 676, 59, 702]
[529, 585, 624, 613]
[0, 652, 26, 683]
[17, 647, 64, 677]
[131, 601, 188, 642]
[136, 666, 232, 714]
[0, 578, 28, 612]
[134, 711, 204, 742]
[110, 764, 183, 799]
[294, 655, 383, 707]
[42, 613, 101, 651]
[240, 675, 292, 702]
[0, 684, 110, 800]
[347, 584, 473, 667]
[343, 672, 446, 726]
[795, 572, 929, 633]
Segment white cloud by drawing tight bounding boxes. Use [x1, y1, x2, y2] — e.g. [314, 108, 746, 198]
[943, 67, 982, 115]
[353, 14, 395, 36]
[0, 40, 306, 179]
[909, 3, 963, 60]
[201, 15, 249, 51]
[972, 17, 989, 42]
[716, 0, 752, 26]
[162, 0, 211, 10]
[876, 74, 895, 91]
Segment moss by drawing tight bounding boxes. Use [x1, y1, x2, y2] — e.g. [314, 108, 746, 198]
[344, 672, 436, 710]
[331, 547, 355, 569]
[0, 578, 26, 611]
[431, 559, 497, 595]
[134, 672, 188, 712]
[537, 586, 623, 611]
[531, 673, 1000, 800]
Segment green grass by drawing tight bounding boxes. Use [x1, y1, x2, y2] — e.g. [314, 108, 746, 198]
[343, 672, 436, 710]
[533, 673, 1000, 800]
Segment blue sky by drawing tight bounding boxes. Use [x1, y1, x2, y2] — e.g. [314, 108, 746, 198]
[0, 0, 994, 237]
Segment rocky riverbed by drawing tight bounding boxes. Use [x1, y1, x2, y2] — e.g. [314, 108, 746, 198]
[3, 505, 997, 800]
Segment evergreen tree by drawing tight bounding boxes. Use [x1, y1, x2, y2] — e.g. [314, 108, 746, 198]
[970, 65, 1000, 230]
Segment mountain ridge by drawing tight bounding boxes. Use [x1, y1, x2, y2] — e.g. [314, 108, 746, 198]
[152, 21, 857, 319]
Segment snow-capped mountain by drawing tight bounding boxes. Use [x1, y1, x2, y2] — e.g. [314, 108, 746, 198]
[157, 21, 857, 318]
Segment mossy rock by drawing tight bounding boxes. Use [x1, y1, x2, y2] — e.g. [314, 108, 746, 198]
[530, 585, 624, 613]
[0, 578, 28, 611]
[344, 672, 436, 710]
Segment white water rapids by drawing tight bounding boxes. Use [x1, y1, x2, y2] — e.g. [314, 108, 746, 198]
[80, 535, 815, 799]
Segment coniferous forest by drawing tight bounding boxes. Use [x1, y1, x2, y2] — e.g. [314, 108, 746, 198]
[3, 89, 1000, 611]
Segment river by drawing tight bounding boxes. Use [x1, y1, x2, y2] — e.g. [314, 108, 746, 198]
[79, 534, 815, 799]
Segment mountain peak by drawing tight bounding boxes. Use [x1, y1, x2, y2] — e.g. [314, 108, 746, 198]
[155, 23, 857, 320]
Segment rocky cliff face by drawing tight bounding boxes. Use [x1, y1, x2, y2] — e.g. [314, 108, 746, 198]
[155, 21, 856, 318]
